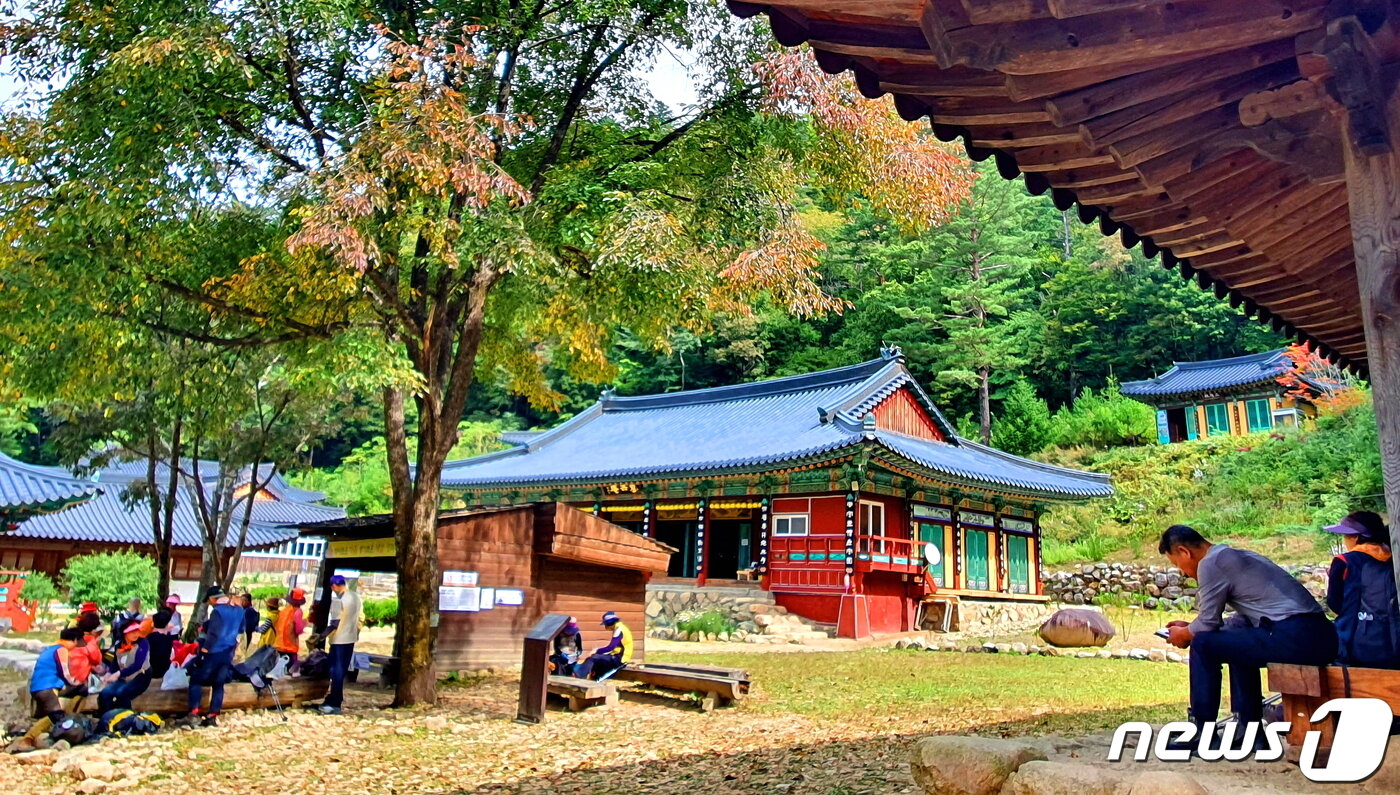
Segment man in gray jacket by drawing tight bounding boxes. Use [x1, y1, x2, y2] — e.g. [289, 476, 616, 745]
[1160, 524, 1336, 733]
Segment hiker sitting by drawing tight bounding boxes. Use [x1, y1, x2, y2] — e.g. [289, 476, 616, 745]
[99, 619, 152, 712]
[1326, 511, 1400, 669]
[143, 605, 177, 679]
[109, 598, 144, 649]
[550, 617, 583, 677]
[12, 627, 85, 752]
[1160, 524, 1336, 743]
[272, 588, 308, 674]
[575, 611, 632, 680]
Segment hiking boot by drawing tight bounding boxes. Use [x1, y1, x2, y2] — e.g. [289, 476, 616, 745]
[318, 705, 342, 715]
[200, 714, 219, 728]
[172, 713, 202, 730]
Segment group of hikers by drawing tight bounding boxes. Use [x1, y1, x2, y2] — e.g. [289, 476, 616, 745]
[14, 573, 363, 752]
[1162, 509, 1400, 751]
[548, 611, 633, 680]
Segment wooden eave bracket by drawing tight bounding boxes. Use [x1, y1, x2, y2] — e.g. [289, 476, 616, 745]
[1318, 12, 1400, 156]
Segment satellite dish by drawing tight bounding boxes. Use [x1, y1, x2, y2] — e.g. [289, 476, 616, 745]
[923, 543, 942, 567]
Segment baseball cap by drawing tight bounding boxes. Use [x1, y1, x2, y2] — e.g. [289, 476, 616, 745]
[165, 594, 181, 605]
[330, 574, 347, 586]
[80, 602, 99, 613]
[204, 585, 225, 600]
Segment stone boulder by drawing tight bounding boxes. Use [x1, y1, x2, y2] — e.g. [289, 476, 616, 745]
[1000, 761, 1127, 795]
[909, 736, 1046, 795]
[1037, 609, 1115, 648]
[1123, 771, 1209, 795]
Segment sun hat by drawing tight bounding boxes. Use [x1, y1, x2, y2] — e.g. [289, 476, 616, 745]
[600, 611, 619, 626]
[1325, 516, 1369, 535]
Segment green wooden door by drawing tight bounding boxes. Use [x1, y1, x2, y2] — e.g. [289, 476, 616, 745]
[1246, 398, 1273, 432]
[918, 522, 946, 586]
[1006, 535, 1030, 594]
[964, 530, 990, 590]
[1205, 403, 1230, 436]
[1184, 407, 1199, 440]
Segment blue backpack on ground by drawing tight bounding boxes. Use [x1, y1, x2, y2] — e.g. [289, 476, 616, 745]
[1335, 550, 1400, 669]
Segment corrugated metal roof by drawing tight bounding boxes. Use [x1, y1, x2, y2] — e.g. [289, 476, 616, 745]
[1120, 350, 1289, 398]
[442, 356, 1110, 500]
[0, 452, 100, 514]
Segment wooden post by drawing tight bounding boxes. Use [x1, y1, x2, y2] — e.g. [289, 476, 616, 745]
[695, 498, 709, 586]
[1328, 14, 1400, 589]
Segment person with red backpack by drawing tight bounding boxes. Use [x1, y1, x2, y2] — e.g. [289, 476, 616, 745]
[1326, 511, 1400, 669]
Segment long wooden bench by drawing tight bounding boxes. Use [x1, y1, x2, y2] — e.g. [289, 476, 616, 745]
[547, 675, 618, 711]
[1268, 663, 1400, 763]
[29, 677, 330, 715]
[611, 663, 750, 712]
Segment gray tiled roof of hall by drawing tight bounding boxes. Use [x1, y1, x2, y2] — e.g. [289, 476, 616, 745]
[0, 452, 101, 514]
[440, 355, 1112, 500]
[1, 452, 344, 547]
[1119, 350, 1290, 398]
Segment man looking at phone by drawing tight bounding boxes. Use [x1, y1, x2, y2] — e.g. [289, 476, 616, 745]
[1159, 524, 1336, 738]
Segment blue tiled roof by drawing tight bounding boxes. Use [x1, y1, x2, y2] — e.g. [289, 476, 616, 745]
[1120, 350, 1289, 398]
[442, 357, 1111, 501]
[2, 454, 343, 548]
[0, 452, 100, 515]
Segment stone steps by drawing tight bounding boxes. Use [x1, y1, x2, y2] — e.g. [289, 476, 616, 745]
[645, 584, 831, 644]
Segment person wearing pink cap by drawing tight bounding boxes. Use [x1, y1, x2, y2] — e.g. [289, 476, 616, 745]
[163, 594, 184, 637]
[1325, 511, 1399, 668]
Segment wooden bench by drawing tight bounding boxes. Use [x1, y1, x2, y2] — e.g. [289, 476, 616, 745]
[1268, 663, 1400, 763]
[364, 653, 399, 688]
[547, 675, 618, 711]
[611, 663, 750, 712]
[29, 677, 330, 715]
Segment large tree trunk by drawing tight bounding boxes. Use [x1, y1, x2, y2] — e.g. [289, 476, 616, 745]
[978, 365, 992, 445]
[384, 386, 441, 706]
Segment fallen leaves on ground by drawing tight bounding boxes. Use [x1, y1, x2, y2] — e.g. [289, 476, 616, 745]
[0, 649, 1189, 795]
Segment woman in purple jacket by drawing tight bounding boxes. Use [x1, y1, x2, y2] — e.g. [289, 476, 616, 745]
[98, 619, 152, 711]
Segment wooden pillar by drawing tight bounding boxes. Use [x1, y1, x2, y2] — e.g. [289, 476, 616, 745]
[756, 496, 771, 586]
[642, 500, 654, 539]
[1329, 14, 1400, 588]
[695, 499, 709, 586]
[1032, 514, 1044, 596]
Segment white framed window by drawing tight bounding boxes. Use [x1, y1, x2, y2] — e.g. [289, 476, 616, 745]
[860, 500, 886, 536]
[773, 514, 810, 537]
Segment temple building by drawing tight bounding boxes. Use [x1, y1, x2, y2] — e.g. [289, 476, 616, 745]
[1120, 350, 1330, 444]
[0, 452, 343, 590]
[440, 350, 1111, 637]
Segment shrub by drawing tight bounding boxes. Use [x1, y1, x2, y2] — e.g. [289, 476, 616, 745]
[362, 597, 398, 627]
[249, 585, 289, 603]
[61, 550, 158, 620]
[676, 609, 736, 640]
[1050, 380, 1157, 449]
[19, 571, 60, 619]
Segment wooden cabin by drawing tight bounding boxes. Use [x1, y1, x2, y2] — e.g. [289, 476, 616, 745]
[1121, 350, 1327, 443]
[440, 350, 1111, 638]
[299, 503, 672, 671]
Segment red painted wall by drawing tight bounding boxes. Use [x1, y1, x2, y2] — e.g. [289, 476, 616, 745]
[861, 573, 916, 633]
[857, 493, 907, 538]
[774, 592, 841, 625]
[872, 388, 944, 441]
[772, 494, 848, 535]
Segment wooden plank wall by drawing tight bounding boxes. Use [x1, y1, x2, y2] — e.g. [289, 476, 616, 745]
[431, 506, 652, 671]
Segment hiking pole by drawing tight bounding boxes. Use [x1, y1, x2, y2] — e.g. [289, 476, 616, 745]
[267, 679, 288, 722]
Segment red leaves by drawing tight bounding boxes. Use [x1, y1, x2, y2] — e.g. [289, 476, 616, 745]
[754, 50, 974, 234]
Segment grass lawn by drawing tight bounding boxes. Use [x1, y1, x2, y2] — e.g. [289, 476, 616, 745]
[653, 648, 1188, 736]
[6, 648, 1192, 795]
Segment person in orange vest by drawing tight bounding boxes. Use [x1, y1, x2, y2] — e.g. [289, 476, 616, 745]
[272, 588, 308, 674]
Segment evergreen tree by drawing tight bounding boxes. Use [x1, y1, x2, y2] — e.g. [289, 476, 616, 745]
[993, 380, 1054, 456]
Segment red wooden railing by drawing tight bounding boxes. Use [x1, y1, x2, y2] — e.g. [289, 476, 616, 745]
[768, 535, 922, 585]
[854, 535, 921, 572]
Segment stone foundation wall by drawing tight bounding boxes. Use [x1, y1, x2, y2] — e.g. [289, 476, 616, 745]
[1044, 561, 1329, 610]
[928, 599, 1060, 635]
[644, 586, 829, 644]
